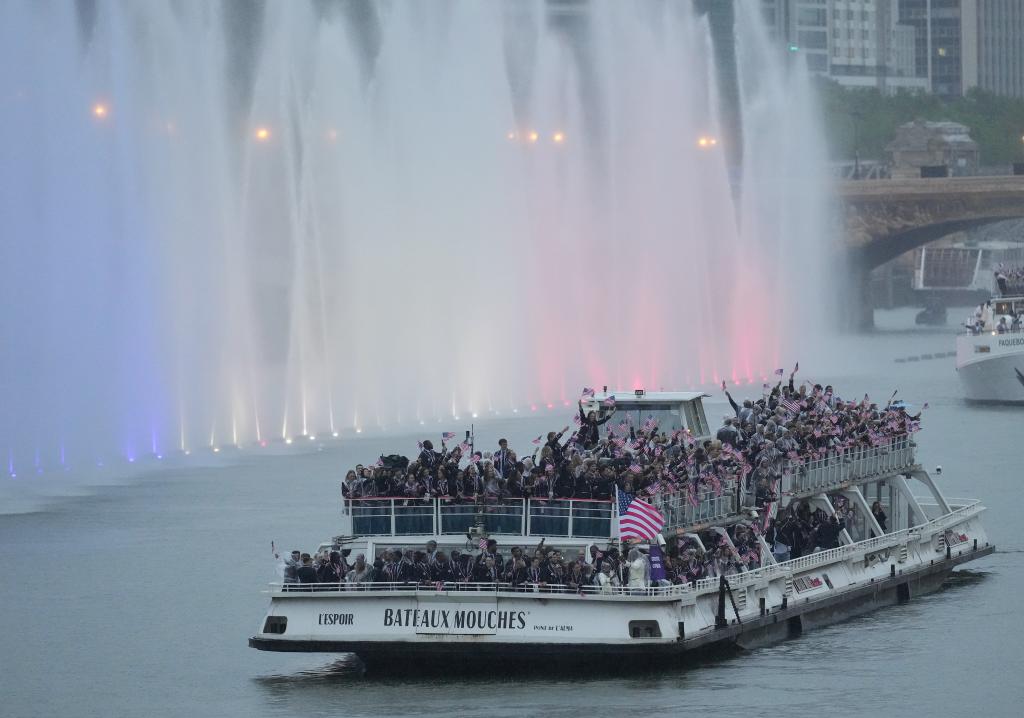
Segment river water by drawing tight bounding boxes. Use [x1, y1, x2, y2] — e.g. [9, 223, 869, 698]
[1, 310, 1021, 718]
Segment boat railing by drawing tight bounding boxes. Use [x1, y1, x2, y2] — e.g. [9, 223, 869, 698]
[780, 435, 916, 497]
[343, 497, 614, 539]
[653, 480, 739, 531]
[689, 499, 984, 594]
[267, 580, 691, 598]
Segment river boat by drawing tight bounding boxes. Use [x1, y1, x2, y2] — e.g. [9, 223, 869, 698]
[956, 293, 1024, 402]
[249, 391, 993, 670]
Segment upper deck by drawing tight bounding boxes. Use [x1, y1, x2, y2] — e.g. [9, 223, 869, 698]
[340, 437, 919, 542]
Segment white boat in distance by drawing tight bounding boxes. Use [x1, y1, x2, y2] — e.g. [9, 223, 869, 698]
[957, 293, 1024, 402]
[249, 392, 992, 670]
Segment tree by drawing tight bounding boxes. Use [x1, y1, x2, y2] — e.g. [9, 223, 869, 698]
[815, 79, 1024, 166]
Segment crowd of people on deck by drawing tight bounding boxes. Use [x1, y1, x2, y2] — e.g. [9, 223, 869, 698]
[340, 371, 922, 515]
[995, 265, 1024, 298]
[967, 298, 1023, 334]
[275, 492, 880, 590]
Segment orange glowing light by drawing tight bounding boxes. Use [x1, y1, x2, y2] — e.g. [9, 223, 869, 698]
[92, 103, 109, 119]
[527, 130, 539, 143]
[254, 126, 270, 141]
[698, 135, 719, 148]
[552, 131, 565, 144]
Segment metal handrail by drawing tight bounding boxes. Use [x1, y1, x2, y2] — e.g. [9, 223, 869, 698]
[343, 497, 615, 538]
[269, 580, 689, 598]
[654, 480, 738, 530]
[780, 436, 916, 497]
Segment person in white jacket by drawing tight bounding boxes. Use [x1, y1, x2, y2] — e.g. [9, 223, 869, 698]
[627, 548, 650, 589]
[597, 562, 620, 593]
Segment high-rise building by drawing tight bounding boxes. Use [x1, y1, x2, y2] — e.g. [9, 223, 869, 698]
[763, 0, 927, 93]
[971, 0, 1024, 97]
[829, 0, 924, 91]
[898, 0, 967, 97]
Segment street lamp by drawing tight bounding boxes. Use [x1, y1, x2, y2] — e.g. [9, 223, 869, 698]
[852, 110, 864, 180]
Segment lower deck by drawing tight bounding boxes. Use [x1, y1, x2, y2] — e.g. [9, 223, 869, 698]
[251, 502, 991, 666]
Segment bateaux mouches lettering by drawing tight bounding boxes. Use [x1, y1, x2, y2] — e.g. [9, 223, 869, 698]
[383, 608, 527, 630]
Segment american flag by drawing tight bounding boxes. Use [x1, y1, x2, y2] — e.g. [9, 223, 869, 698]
[602, 396, 616, 407]
[617, 489, 665, 540]
[477, 537, 488, 551]
[532, 435, 543, 445]
[628, 463, 642, 474]
[458, 441, 470, 453]
[780, 397, 800, 414]
[644, 480, 665, 496]
[581, 387, 595, 398]
[441, 432, 456, 441]
[774, 368, 784, 376]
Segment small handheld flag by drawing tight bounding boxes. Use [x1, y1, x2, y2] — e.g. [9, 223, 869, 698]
[532, 435, 543, 445]
[581, 387, 595, 398]
[441, 431, 456, 441]
[774, 368, 784, 376]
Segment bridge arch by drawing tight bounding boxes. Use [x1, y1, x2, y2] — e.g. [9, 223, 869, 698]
[839, 176, 1024, 328]
[857, 215, 1024, 271]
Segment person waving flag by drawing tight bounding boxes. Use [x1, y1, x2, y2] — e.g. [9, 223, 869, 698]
[616, 487, 665, 540]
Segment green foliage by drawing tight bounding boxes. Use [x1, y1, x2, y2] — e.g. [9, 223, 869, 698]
[815, 79, 1024, 165]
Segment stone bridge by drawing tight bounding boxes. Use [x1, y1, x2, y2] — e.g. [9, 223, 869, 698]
[838, 176, 1024, 328]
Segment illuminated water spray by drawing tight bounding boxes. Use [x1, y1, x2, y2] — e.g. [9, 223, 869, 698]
[0, 0, 829, 473]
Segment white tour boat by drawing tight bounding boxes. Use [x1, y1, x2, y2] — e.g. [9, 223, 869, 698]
[956, 293, 1024, 402]
[249, 391, 992, 670]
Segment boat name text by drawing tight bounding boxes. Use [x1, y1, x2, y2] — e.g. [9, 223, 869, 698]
[383, 608, 527, 630]
[997, 337, 1024, 347]
[318, 613, 354, 626]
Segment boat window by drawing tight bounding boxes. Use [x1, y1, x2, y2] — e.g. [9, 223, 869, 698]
[682, 400, 708, 436]
[263, 616, 287, 635]
[628, 620, 662, 638]
[603, 405, 683, 436]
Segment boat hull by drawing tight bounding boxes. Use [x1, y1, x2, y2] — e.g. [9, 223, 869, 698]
[250, 535, 993, 670]
[956, 333, 1024, 402]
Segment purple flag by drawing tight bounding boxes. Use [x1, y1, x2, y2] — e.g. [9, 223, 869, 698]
[648, 544, 667, 582]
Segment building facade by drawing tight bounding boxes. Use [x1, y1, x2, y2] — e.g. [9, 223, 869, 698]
[758, 0, 1022, 98]
[973, 0, 1024, 97]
